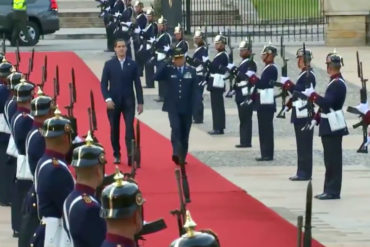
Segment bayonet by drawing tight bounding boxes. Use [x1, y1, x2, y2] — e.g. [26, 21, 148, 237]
[303, 181, 312, 247]
[135, 120, 141, 168]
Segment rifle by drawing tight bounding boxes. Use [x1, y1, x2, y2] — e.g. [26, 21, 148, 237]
[134, 120, 141, 168]
[40, 55, 48, 89]
[170, 169, 187, 236]
[26, 48, 35, 80]
[2, 33, 6, 55]
[53, 66, 60, 103]
[303, 181, 312, 247]
[15, 40, 21, 71]
[225, 29, 235, 98]
[346, 51, 368, 153]
[297, 215, 303, 247]
[178, 143, 190, 203]
[123, 139, 137, 179]
[65, 69, 77, 137]
[88, 90, 98, 141]
[135, 219, 167, 246]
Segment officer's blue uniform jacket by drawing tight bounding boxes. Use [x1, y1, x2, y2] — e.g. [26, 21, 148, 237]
[155, 31, 172, 54]
[26, 122, 45, 175]
[287, 69, 316, 125]
[4, 97, 17, 130]
[64, 183, 106, 247]
[113, 0, 124, 14]
[234, 57, 257, 105]
[175, 39, 189, 55]
[35, 149, 74, 218]
[142, 21, 158, 41]
[101, 233, 136, 247]
[310, 73, 349, 137]
[11, 107, 34, 155]
[101, 56, 144, 106]
[136, 12, 147, 30]
[192, 45, 208, 65]
[154, 65, 197, 114]
[121, 6, 133, 22]
[250, 62, 278, 112]
[0, 84, 10, 143]
[207, 50, 229, 91]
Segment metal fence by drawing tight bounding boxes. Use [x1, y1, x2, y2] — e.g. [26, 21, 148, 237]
[181, 0, 326, 43]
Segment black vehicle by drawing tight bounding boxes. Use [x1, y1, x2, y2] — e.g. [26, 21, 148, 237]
[0, 0, 60, 46]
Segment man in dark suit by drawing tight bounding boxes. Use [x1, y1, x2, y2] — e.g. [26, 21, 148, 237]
[101, 39, 144, 165]
[154, 48, 197, 164]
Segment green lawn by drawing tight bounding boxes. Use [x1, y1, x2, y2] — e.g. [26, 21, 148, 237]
[251, 0, 322, 21]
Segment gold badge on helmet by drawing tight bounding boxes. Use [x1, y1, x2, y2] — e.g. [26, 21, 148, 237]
[136, 193, 144, 206]
[99, 153, 106, 165]
[64, 123, 71, 133]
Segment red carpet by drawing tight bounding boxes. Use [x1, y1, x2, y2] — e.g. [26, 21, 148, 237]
[6, 52, 324, 247]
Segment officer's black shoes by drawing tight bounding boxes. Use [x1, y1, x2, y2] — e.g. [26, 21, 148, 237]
[113, 156, 121, 164]
[154, 98, 164, 102]
[314, 193, 340, 200]
[208, 130, 224, 135]
[289, 175, 310, 181]
[13, 231, 19, 238]
[255, 157, 273, 161]
[235, 144, 252, 148]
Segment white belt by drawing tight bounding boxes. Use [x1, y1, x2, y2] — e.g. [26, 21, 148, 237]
[16, 154, 33, 180]
[236, 81, 247, 87]
[43, 217, 73, 247]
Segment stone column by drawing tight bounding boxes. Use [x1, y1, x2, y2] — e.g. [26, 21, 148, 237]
[325, 0, 370, 46]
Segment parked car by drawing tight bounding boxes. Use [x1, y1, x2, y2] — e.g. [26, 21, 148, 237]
[0, 0, 60, 46]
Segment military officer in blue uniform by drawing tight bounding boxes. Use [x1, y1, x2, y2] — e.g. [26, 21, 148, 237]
[174, 24, 189, 55]
[142, 8, 157, 88]
[10, 80, 35, 237]
[187, 28, 208, 124]
[132, 0, 147, 76]
[63, 131, 107, 247]
[100, 172, 144, 247]
[18, 87, 54, 247]
[154, 16, 172, 102]
[281, 47, 316, 181]
[233, 39, 257, 148]
[246, 44, 278, 161]
[31, 107, 75, 246]
[169, 210, 220, 247]
[100, 39, 144, 165]
[154, 48, 197, 164]
[302, 51, 348, 200]
[205, 33, 230, 135]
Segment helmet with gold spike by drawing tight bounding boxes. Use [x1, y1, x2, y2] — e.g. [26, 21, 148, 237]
[326, 49, 343, 67]
[170, 210, 220, 247]
[174, 23, 183, 34]
[0, 57, 13, 78]
[158, 15, 167, 25]
[71, 131, 106, 167]
[31, 87, 53, 117]
[41, 106, 73, 138]
[14, 79, 34, 102]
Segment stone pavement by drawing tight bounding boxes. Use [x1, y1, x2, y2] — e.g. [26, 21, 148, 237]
[0, 40, 369, 247]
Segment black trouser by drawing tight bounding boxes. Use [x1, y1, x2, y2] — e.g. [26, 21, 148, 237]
[133, 42, 144, 77]
[237, 104, 253, 146]
[0, 141, 12, 205]
[193, 83, 204, 123]
[156, 61, 166, 100]
[107, 101, 135, 159]
[321, 135, 343, 196]
[6, 156, 17, 231]
[168, 111, 192, 161]
[11, 10, 31, 45]
[12, 179, 33, 232]
[144, 58, 155, 88]
[19, 186, 39, 247]
[210, 90, 225, 131]
[105, 27, 114, 51]
[257, 110, 274, 158]
[294, 122, 313, 179]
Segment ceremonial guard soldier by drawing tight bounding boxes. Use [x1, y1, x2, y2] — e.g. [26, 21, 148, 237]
[103, 0, 116, 51]
[18, 87, 54, 247]
[247, 44, 278, 161]
[170, 211, 220, 247]
[31, 107, 75, 247]
[113, 0, 125, 14]
[302, 51, 348, 200]
[100, 172, 144, 247]
[10, 80, 34, 237]
[154, 48, 197, 164]
[142, 8, 157, 88]
[154, 16, 172, 102]
[233, 39, 257, 148]
[205, 34, 229, 135]
[133, 0, 147, 76]
[174, 24, 189, 55]
[281, 47, 316, 180]
[63, 131, 107, 247]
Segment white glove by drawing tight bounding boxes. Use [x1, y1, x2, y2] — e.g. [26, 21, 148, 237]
[72, 136, 84, 144]
[309, 119, 317, 130]
[149, 37, 156, 43]
[281, 76, 290, 84]
[163, 45, 170, 52]
[114, 11, 120, 17]
[134, 27, 141, 34]
[227, 63, 235, 70]
[355, 102, 369, 115]
[202, 56, 209, 63]
[302, 83, 315, 97]
[365, 135, 370, 147]
[246, 70, 255, 78]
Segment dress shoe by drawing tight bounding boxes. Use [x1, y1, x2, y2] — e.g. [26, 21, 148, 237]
[208, 130, 224, 135]
[113, 156, 121, 164]
[289, 175, 310, 181]
[13, 231, 19, 238]
[314, 193, 340, 200]
[255, 157, 273, 161]
[235, 144, 251, 148]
